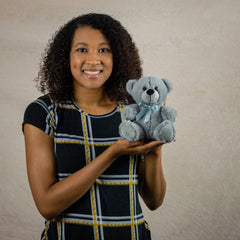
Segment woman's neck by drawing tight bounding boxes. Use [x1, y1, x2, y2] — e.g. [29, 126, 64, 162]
[73, 87, 117, 115]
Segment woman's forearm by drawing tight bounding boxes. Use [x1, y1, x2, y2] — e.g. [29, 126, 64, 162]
[140, 148, 166, 210]
[33, 146, 118, 220]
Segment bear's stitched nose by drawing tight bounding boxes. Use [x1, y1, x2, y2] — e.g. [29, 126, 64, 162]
[146, 89, 154, 95]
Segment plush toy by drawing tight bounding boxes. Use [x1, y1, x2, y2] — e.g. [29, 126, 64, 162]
[119, 76, 177, 143]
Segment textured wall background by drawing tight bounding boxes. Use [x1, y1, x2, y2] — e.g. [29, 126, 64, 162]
[0, 0, 240, 239]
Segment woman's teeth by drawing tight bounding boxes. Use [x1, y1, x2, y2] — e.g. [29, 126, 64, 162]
[84, 70, 101, 75]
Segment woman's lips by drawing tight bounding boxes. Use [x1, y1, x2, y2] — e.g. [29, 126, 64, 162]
[84, 70, 101, 75]
[83, 70, 103, 78]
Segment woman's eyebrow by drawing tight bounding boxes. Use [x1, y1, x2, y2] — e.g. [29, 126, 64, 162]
[74, 42, 110, 47]
[99, 42, 110, 46]
[74, 42, 88, 47]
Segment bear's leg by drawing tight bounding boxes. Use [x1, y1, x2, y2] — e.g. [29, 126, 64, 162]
[153, 120, 176, 143]
[119, 121, 145, 142]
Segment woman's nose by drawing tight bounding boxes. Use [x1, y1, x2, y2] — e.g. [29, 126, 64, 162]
[86, 52, 100, 65]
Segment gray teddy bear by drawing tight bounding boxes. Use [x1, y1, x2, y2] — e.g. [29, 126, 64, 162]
[119, 76, 177, 143]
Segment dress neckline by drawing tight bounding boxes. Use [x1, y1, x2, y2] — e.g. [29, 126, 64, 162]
[71, 100, 120, 118]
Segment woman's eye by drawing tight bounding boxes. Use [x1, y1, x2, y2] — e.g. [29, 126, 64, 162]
[99, 48, 111, 53]
[143, 87, 147, 91]
[77, 48, 87, 53]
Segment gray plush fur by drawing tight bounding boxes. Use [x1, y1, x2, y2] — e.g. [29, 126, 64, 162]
[119, 76, 177, 143]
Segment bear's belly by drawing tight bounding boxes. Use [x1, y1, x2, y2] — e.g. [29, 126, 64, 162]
[138, 120, 155, 140]
[137, 113, 162, 140]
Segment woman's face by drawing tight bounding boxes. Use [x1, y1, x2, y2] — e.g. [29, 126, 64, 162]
[70, 26, 113, 92]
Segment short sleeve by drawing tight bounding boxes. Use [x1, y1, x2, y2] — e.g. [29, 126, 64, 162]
[22, 96, 55, 137]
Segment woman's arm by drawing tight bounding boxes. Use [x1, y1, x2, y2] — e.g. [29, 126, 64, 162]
[24, 124, 161, 220]
[138, 144, 167, 210]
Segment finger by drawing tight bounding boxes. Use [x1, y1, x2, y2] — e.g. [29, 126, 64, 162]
[130, 143, 159, 154]
[143, 141, 163, 149]
[126, 140, 145, 148]
[141, 141, 164, 153]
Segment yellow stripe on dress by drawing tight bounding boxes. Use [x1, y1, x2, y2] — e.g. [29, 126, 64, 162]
[54, 140, 112, 147]
[81, 112, 99, 240]
[57, 221, 61, 240]
[95, 180, 137, 186]
[44, 221, 50, 240]
[51, 219, 145, 228]
[49, 111, 55, 138]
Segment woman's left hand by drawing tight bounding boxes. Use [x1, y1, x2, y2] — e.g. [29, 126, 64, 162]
[142, 141, 164, 155]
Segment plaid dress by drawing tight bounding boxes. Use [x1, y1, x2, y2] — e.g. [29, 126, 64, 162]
[23, 95, 151, 240]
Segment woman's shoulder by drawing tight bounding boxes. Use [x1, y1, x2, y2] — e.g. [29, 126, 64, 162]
[37, 94, 52, 105]
[23, 95, 56, 135]
[32, 94, 55, 109]
[27, 94, 68, 110]
[24, 94, 55, 120]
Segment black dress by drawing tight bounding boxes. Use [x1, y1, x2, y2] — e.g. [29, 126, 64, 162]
[23, 95, 151, 240]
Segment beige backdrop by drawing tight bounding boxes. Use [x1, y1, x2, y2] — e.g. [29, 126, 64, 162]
[1, 0, 240, 239]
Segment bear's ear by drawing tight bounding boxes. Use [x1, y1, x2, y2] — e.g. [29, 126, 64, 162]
[162, 78, 173, 93]
[126, 79, 137, 94]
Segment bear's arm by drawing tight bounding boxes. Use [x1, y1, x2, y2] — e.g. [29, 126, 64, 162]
[161, 106, 177, 122]
[122, 104, 139, 120]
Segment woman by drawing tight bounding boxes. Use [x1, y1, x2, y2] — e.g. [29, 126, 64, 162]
[23, 13, 166, 240]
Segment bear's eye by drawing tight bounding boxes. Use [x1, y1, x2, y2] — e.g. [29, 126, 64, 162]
[155, 87, 158, 91]
[143, 87, 147, 91]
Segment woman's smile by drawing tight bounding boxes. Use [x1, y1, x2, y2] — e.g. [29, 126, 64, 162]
[82, 69, 103, 78]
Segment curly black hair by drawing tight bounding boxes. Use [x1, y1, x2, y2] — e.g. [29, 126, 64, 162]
[36, 13, 142, 103]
